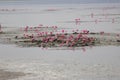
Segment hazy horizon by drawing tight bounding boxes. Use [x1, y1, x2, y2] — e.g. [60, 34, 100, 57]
[0, 0, 120, 5]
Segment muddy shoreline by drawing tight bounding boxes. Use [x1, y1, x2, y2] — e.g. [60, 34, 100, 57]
[0, 69, 26, 80]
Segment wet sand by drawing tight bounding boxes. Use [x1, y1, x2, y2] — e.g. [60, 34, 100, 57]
[0, 69, 26, 80]
[0, 44, 120, 80]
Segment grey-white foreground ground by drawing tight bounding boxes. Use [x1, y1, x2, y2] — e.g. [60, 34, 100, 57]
[0, 44, 120, 80]
[0, 69, 26, 80]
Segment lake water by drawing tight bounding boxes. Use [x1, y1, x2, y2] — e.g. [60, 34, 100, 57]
[0, 3, 120, 80]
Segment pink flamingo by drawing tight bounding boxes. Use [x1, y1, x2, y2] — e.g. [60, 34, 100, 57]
[49, 37, 55, 42]
[38, 32, 42, 36]
[23, 34, 28, 38]
[31, 38, 35, 43]
[75, 18, 80, 25]
[59, 41, 64, 47]
[52, 26, 54, 28]
[30, 27, 33, 30]
[31, 34, 34, 38]
[66, 40, 69, 45]
[100, 31, 104, 35]
[77, 34, 82, 39]
[54, 26, 58, 31]
[24, 26, 29, 32]
[42, 32, 44, 35]
[34, 29, 39, 33]
[62, 30, 65, 33]
[38, 24, 43, 28]
[82, 30, 89, 34]
[69, 35, 74, 40]
[55, 26, 58, 28]
[50, 32, 53, 35]
[76, 29, 79, 32]
[70, 42, 75, 47]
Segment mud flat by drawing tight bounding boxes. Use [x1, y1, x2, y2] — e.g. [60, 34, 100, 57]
[0, 69, 26, 80]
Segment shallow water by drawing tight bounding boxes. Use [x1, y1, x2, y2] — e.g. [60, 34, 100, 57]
[0, 44, 120, 80]
[0, 3, 120, 33]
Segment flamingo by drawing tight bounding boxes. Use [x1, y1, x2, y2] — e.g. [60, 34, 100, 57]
[75, 18, 80, 25]
[82, 30, 89, 34]
[50, 32, 53, 35]
[66, 40, 69, 46]
[50, 37, 55, 42]
[38, 24, 43, 28]
[77, 34, 82, 39]
[55, 26, 58, 28]
[54, 26, 58, 31]
[42, 32, 45, 35]
[62, 30, 65, 33]
[76, 29, 79, 32]
[23, 34, 28, 38]
[30, 27, 33, 30]
[31, 34, 34, 38]
[59, 41, 64, 47]
[100, 31, 104, 35]
[31, 38, 35, 43]
[34, 29, 39, 33]
[24, 26, 29, 32]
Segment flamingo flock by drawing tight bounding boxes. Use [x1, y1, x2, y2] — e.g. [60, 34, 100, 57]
[0, 23, 116, 50]
[0, 6, 120, 50]
[0, 21, 120, 50]
[18, 26, 98, 48]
